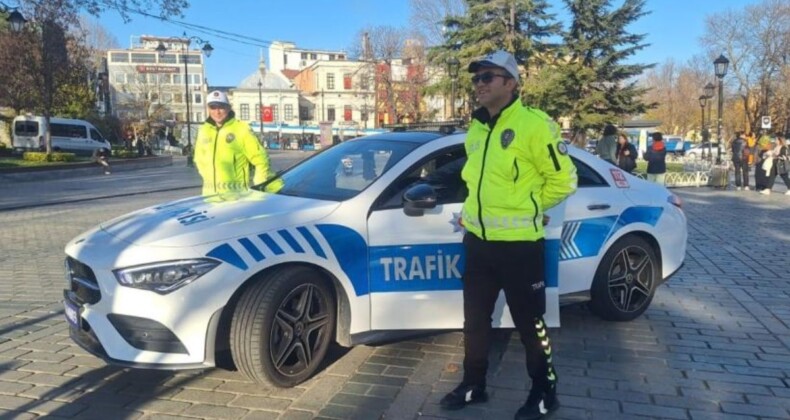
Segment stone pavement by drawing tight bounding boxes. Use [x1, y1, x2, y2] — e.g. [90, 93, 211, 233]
[0, 170, 788, 419]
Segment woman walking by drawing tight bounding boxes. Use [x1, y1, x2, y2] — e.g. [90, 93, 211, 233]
[615, 133, 637, 173]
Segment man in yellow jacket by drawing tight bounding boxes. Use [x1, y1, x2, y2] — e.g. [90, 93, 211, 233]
[439, 50, 577, 420]
[194, 90, 274, 195]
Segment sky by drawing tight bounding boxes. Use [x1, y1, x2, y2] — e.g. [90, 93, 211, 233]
[91, 0, 764, 87]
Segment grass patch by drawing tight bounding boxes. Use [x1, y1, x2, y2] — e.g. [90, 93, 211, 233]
[635, 161, 684, 173]
[0, 156, 93, 169]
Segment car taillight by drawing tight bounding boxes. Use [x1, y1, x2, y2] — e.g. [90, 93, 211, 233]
[667, 194, 682, 209]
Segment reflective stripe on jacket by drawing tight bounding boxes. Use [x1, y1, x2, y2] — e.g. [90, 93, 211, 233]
[461, 100, 578, 242]
[194, 114, 273, 195]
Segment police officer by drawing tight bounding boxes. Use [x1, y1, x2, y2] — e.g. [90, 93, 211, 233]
[194, 90, 274, 195]
[439, 50, 577, 420]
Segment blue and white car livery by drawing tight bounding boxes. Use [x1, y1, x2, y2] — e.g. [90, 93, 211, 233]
[64, 131, 687, 387]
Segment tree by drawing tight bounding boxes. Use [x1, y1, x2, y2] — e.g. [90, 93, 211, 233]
[429, 0, 562, 118]
[8, 0, 189, 153]
[555, 0, 654, 145]
[408, 0, 466, 47]
[701, 0, 790, 135]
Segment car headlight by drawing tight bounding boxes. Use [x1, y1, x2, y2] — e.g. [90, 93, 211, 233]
[113, 259, 219, 294]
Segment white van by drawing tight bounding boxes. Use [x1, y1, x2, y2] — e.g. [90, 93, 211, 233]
[12, 115, 111, 155]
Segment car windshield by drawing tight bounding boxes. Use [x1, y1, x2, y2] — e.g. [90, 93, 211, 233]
[256, 138, 419, 201]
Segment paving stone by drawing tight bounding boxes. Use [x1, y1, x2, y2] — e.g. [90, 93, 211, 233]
[182, 403, 249, 419]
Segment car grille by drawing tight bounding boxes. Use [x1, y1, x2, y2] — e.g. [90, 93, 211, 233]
[65, 257, 101, 304]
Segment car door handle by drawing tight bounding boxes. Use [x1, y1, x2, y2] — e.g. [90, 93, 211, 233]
[587, 204, 611, 210]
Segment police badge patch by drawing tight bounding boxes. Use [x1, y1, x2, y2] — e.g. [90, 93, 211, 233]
[226, 133, 236, 143]
[557, 141, 568, 155]
[501, 129, 515, 149]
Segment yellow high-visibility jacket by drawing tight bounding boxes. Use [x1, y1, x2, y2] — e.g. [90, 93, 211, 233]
[194, 114, 273, 195]
[461, 99, 578, 241]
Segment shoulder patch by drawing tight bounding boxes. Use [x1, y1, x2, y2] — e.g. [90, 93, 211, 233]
[557, 141, 568, 155]
[501, 129, 515, 149]
[226, 133, 236, 143]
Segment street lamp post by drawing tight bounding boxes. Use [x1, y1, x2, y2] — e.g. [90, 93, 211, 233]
[257, 79, 263, 144]
[698, 94, 707, 158]
[1, 2, 26, 32]
[714, 54, 730, 165]
[447, 56, 460, 120]
[704, 82, 715, 162]
[156, 33, 213, 167]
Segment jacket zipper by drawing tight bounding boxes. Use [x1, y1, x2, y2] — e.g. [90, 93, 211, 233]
[513, 160, 520, 182]
[530, 192, 539, 232]
[476, 129, 493, 240]
[212, 128, 220, 192]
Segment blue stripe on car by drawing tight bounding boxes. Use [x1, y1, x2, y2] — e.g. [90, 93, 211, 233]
[560, 206, 663, 261]
[297, 227, 327, 259]
[316, 224, 369, 296]
[206, 243, 248, 270]
[258, 233, 284, 255]
[278, 229, 305, 253]
[238, 238, 265, 262]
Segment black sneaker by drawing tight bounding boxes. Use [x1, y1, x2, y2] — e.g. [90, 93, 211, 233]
[439, 383, 488, 410]
[515, 384, 559, 420]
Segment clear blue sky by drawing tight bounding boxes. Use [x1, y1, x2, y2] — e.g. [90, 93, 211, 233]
[94, 0, 762, 86]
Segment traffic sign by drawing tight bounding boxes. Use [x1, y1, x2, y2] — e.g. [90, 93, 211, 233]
[761, 116, 771, 129]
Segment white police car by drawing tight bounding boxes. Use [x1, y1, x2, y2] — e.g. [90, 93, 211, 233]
[64, 130, 687, 387]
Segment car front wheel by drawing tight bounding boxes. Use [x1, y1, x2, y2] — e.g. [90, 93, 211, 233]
[230, 267, 336, 387]
[589, 235, 658, 321]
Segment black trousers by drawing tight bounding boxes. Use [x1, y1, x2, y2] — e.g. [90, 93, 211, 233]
[461, 233, 557, 390]
[733, 160, 749, 188]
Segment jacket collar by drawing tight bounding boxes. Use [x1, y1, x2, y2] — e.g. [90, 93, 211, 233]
[204, 110, 236, 128]
[471, 96, 519, 128]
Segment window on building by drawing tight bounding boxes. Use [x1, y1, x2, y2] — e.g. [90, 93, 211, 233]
[110, 52, 129, 63]
[194, 93, 202, 104]
[344, 105, 353, 121]
[159, 54, 177, 64]
[137, 73, 146, 84]
[327, 73, 335, 90]
[240, 104, 250, 120]
[361, 106, 369, 122]
[301, 52, 307, 59]
[162, 93, 173, 103]
[196, 112, 203, 121]
[329, 54, 335, 60]
[284, 54, 288, 66]
[114, 72, 125, 84]
[343, 73, 352, 90]
[299, 105, 310, 121]
[327, 106, 335, 121]
[174, 93, 183, 103]
[310, 53, 317, 59]
[270, 104, 279, 122]
[151, 93, 159, 102]
[338, 54, 345, 60]
[131, 53, 156, 63]
[284, 104, 294, 121]
[192, 74, 201, 85]
[173, 74, 182, 84]
[359, 74, 370, 90]
[180, 54, 201, 64]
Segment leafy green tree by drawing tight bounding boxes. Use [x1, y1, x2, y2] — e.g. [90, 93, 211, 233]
[554, 0, 654, 144]
[429, 0, 561, 117]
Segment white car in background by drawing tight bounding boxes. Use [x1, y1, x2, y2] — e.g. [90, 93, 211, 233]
[63, 129, 687, 387]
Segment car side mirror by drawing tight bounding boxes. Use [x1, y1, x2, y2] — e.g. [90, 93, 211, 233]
[402, 184, 437, 217]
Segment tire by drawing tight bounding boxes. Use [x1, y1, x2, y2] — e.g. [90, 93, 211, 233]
[230, 267, 336, 387]
[589, 235, 659, 322]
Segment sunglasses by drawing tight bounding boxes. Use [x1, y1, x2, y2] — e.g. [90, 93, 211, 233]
[208, 104, 227, 110]
[471, 72, 511, 85]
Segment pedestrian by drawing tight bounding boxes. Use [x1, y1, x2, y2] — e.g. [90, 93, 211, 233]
[92, 147, 111, 175]
[644, 132, 667, 185]
[615, 132, 637, 173]
[754, 136, 774, 193]
[765, 134, 790, 195]
[597, 123, 618, 165]
[439, 50, 577, 420]
[194, 90, 275, 195]
[731, 131, 750, 191]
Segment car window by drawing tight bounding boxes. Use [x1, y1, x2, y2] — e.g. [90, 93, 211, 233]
[51, 123, 87, 138]
[374, 146, 467, 209]
[572, 156, 608, 187]
[257, 138, 419, 201]
[90, 129, 104, 141]
[14, 121, 38, 136]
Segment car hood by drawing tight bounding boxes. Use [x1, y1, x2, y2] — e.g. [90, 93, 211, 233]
[99, 191, 340, 247]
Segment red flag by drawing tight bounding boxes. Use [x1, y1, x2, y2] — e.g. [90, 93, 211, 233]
[261, 106, 273, 123]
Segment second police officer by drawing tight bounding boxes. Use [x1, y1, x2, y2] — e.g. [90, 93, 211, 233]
[194, 90, 276, 196]
[440, 50, 578, 420]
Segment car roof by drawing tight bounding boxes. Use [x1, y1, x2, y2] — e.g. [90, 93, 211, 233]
[348, 131, 456, 144]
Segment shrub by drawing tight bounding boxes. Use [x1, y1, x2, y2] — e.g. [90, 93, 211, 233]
[22, 151, 77, 162]
[112, 149, 139, 158]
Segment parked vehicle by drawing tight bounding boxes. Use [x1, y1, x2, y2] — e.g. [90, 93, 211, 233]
[686, 142, 724, 160]
[12, 115, 111, 156]
[64, 130, 687, 387]
[662, 136, 692, 156]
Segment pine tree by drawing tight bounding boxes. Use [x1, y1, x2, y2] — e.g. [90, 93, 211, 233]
[557, 0, 654, 144]
[429, 0, 561, 116]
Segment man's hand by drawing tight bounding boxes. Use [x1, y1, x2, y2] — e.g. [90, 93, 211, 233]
[542, 215, 550, 226]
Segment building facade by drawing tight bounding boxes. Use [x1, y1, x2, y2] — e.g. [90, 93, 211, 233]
[268, 41, 347, 75]
[229, 60, 299, 130]
[106, 35, 208, 131]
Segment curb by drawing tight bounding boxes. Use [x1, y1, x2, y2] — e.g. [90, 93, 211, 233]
[0, 155, 173, 183]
